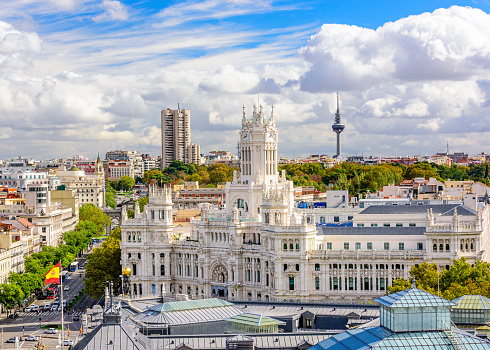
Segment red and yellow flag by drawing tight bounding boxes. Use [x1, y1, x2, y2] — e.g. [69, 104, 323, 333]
[43, 262, 60, 285]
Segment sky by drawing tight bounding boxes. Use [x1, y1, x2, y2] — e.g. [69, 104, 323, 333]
[1, 0, 490, 160]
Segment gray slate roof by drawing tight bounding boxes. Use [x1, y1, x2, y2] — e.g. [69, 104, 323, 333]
[234, 304, 379, 319]
[317, 226, 426, 236]
[151, 332, 333, 349]
[72, 322, 150, 350]
[358, 203, 476, 216]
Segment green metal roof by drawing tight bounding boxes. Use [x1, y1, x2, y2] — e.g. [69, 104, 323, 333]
[227, 313, 285, 327]
[147, 298, 233, 313]
[452, 295, 490, 310]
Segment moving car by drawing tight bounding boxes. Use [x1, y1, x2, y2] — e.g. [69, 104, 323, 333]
[5, 338, 15, 343]
[57, 305, 63, 312]
[31, 304, 40, 311]
[44, 328, 58, 334]
[63, 340, 74, 346]
[44, 303, 51, 311]
[63, 285, 70, 291]
[73, 315, 80, 321]
[26, 335, 40, 341]
[25, 306, 32, 312]
[51, 303, 59, 312]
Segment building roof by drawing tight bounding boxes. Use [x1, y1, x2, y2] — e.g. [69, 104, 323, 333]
[358, 203, 476, 216]
[132, 298, 242, 326]
[452, 295, 490, 310]
[233, 303, 379, 319]
[310, 326, 490, 350]
[317, 226, 426, 236]
[227, 313, 286, 327]
[69, 166, 82, 171]
[375, 287, 455, 308]
[147, 298, 232, 313]
[72, 322, 150, 350]
[151, 332, 333, 350]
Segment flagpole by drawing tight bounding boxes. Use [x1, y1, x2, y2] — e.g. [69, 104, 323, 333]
[60, 260, 64, 346]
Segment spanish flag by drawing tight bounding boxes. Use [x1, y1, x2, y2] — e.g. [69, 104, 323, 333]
[218, 196, 222, 209]
[44, 262, 60, 285]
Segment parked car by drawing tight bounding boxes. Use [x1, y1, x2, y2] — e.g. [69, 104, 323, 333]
[31, 304, 40, 311]
[44, 328, 58, 334]
[63, 285, 70, 291]
[5, 338, 15, 343]
[25, 335, 39, 341]
[44, 303, 51, 311]
[63, 340, 74, 346]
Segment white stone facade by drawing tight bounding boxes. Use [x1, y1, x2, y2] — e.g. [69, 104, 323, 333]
[120, 105, 490, 301]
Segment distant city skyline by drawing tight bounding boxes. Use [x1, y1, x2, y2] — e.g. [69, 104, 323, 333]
[1, 1, 490, 159]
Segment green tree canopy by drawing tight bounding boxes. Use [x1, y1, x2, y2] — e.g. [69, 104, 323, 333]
[84, 226, 121, 298]
[0, 284, 25, 309]
[119, 176, 135, 192]
[79, 204, 110, 233]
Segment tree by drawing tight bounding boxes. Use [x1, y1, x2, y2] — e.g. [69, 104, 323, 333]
[137, 196, 148, 212]
[403, 162, 440, 180]
[387, 278, 412, 294]
[8, 273, 43, 297]
[0, 284, 25, 310]
[119, 176, 135, 192]
[84, 227, 121, 298]
[79, 204, 111, 233]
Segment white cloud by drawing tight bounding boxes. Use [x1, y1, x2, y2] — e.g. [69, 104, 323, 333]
[92, 0, 128, 21]
[1, 6, 490, 158]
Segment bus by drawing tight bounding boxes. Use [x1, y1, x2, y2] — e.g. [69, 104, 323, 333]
[69, 262, 79, 272]
[61, 271, 68, 282]
[46, 285, 58, 299]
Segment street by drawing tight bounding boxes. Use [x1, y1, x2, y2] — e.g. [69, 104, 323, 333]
[0, 258, 102, 349]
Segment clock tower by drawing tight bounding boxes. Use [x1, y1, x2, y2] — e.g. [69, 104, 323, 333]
[239, 104, 278, 185]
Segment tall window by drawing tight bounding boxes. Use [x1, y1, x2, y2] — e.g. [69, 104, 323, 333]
[289, 277, 295, 291]
[367, 242, 373, 250]
[334, 216, 339, 222]
[417, 242, 423, 250]
[399, 242, 404, 250]
[355, 242, 361, 250]
[384, 242, 390, 250]
[320, 217, 325, 223]
[344, 242, 349, 250]
[315, 263, 320, 271]
[327, 242, 332, 250]
[132, 263, 136, 276]
[160, 265, 165, 276]
[315, 277, 320, 290]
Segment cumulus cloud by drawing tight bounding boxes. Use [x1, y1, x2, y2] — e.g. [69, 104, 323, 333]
[2, 6, 490, 158]
[299, 6, 490, 92]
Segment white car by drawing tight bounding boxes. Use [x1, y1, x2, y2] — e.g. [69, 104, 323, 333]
[26, 335, 39, 341]
[25, 306, 32, 312]
[57, 305, 63, 311]
[31, 304, 40, 311]
[63, 286, 69, 291]
[44, 328, 58, 334]
[50, 305, 58, 312]
[44, 303, 51, 311]
[63, 340, 74, 346]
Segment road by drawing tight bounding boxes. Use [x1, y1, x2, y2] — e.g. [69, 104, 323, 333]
[0, 256, 102, 349]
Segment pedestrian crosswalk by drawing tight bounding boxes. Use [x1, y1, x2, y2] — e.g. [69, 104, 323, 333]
[19, 310, 84, 317]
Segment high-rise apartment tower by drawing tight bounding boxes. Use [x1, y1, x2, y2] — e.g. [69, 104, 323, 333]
[161, 108, 191, 169]
[161, 108, 201, 168]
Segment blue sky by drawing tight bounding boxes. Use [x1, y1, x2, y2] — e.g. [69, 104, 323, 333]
[1, 0, 490, 159]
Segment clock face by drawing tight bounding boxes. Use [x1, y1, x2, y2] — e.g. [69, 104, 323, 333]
[267, 132, 274, 140]
[243, 133, 249, 140]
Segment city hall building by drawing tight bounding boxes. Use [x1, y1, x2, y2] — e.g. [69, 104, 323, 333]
[120, 105, 490, 301]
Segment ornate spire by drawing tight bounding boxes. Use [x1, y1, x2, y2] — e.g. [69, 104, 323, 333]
[242, 105, 247, 126]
